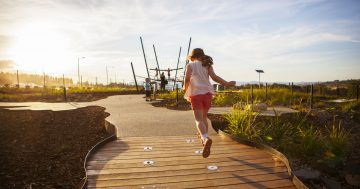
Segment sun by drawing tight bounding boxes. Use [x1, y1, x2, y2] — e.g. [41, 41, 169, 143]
[9, 23, 73, 74]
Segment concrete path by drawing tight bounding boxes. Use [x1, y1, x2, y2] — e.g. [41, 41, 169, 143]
[209, 106, 299, 116]
[0, 95, 216, 137]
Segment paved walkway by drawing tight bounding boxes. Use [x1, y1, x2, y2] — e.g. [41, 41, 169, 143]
[0, 95, 215, 137]
[209, 106, 299, 116]
[0, 95, 296, 188]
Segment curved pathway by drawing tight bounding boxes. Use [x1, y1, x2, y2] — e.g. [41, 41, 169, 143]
[0, 95, 296, 188]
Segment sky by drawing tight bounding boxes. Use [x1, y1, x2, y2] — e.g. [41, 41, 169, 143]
[0, 0, 359, 84]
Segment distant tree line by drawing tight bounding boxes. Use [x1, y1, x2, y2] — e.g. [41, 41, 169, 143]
[0, 72, 73, 87]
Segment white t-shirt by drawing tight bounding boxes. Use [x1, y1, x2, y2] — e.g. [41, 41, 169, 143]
[184, 61, 215, 100]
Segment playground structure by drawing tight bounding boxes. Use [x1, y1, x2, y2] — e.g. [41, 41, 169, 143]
[130, 37, 192, 99]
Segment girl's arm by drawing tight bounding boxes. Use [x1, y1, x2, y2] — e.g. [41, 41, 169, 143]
[208, 66, 236, 86]
[183, 64, 192, 91]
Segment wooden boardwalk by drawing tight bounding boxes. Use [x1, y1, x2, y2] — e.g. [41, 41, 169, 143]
[86, 135, 296, 188]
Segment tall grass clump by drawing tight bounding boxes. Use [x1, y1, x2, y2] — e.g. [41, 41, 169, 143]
[297, 125, 323, 158]
[324, 118, 350, 160]
[225, 101, 260, 140]
[263, 112, 301, 153]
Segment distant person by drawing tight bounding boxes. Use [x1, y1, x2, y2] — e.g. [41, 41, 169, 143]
[144, 78, 151, 101]
[183, 48, 236, 158]
[160, 72, 167, 91]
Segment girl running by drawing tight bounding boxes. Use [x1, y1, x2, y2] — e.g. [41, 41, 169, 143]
[183, 48, 236, 158]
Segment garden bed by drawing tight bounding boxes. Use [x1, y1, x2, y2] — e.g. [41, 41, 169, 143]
[0, 106, 112, 188]
[208, 108, 360, 189]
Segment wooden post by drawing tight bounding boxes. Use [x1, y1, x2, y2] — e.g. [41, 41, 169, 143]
[251, 85, 254, 105]
[357, 84, 359, 101]
[176, 84, 179, 105]
[291, 82, 293, 96]
[43, 72, 46, 88]
[140, 36, 150, 79]
[16, 70, 19, 88]
[173, 46, 182, 90]
[265, 83, 268, 102]
[310, 84, 314, 109]
[131, 62, 139, 93]
[63, 74, 67, 102]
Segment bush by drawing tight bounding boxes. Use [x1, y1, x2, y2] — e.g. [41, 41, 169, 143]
[263, 112, 300, 153]
[297, 125, 323, 158]
[324, 118, 350, 159]
[225, 104, 260, 140]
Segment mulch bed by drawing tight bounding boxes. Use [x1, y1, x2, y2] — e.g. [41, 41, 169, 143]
[151, 98, 191, 111]
[0, 106, 112, 188]
[0, 90, 140, 102]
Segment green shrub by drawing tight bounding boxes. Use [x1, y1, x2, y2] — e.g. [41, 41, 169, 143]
[225, 105, 260, 140]
[263, 113, 300, 152]
[297, 125, 323, 158]
[324, 118, 350, 158]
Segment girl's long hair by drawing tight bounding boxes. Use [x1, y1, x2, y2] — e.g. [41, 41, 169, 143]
[188, 48, 213, 67]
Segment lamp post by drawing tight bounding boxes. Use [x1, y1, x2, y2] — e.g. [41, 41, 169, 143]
[255, 69, 264, 88]
[106, 65, 115, 86]
[77, 57, 85, 86]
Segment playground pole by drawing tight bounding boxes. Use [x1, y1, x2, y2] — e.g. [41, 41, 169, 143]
[140, 36, 150, 79]
[131, 62, 139, 93]
[173, 46, 182, 90]
[153, 44, 160, 76]
[182, 37, 192, 83]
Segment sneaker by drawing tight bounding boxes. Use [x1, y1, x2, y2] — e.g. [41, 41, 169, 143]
[202, 137, 212, 158]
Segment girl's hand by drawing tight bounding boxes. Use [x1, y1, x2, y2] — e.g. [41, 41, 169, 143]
[226, 81, 236, 87]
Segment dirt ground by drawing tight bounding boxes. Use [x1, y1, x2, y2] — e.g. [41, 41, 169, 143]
[0, 90, 140, 102]
[0, 106, 112, 189]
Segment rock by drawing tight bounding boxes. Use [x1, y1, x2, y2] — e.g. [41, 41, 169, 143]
[321, 176, 342, 189]
[293, 168, 321, 181]
[345, 173, 360, 187]
[345, 164, 360, 186]
[245, 103, 268, 112]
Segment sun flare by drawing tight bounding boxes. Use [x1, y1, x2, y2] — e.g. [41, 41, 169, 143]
[9, 24, 73, 73]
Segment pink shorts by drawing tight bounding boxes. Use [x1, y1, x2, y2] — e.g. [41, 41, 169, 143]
[189, 93, 212, 110]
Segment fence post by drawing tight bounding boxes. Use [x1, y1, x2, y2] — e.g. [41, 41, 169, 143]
[291, 82, 293, 96]
[357, 84, 359, 101]
[16, 70, 20, 88]
[251, 85, 254, 105]
[63, 74, 67, 102]
[176, 84, 179, 105]
[43, 72, 46, 88]
[265, 83, 268, 102]
[310, 84, 314, 109]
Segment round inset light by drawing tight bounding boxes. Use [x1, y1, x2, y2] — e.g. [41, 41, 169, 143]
[207, 165, 218, 170]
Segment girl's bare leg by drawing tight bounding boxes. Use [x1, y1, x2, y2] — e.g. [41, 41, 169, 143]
[202, 108, 210, 133]
[193, 109, 207, 136]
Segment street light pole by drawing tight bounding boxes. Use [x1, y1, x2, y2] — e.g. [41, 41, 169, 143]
[77, 57, 85, 86]
[255, 69, 264, 88]
[106, 66, 109, 85]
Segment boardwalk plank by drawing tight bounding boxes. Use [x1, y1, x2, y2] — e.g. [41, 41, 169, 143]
[86, 135, 295, 188]
[88, 173, 292, 188]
